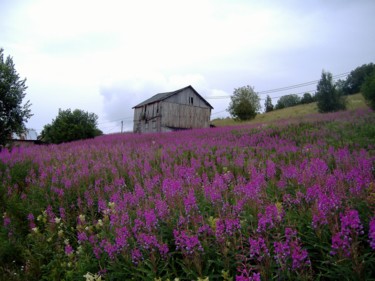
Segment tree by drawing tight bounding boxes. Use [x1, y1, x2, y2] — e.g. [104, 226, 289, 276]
[316, 70, 346, 113]
[300, 92, 314, 104]
[40, 109, 102, 144]
[275, 94, 301, 110]
[335, 79, 346, 96]
[264, 95, 274, 112]
[0, 48, 32, 146]
[361, 70, 375, 110]
[342, 63, 375, 95]
[227, 85, 260, 121]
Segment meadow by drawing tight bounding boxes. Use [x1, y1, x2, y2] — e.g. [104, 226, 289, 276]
[1, 107, 375, 280]
[211, 93, 367, 127]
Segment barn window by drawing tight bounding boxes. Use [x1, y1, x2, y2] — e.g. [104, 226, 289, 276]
[190, 97, 194, 105]
[152, 120, 156, 129]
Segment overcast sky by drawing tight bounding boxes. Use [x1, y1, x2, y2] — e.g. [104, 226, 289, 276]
[1, 0, 374, 133]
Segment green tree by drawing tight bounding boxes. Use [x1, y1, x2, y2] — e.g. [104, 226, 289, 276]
[275, 94, 301, 110]
[264, 95, 274, 112]
[343, 63, 375, 95]
[0, 48, 32, 146]
[227, 85, 260, 120]
[300, 92, 314, 104]
[40, 109, 102, 144]
[316, 70, 346, 113]
[361, 70, 375, 110]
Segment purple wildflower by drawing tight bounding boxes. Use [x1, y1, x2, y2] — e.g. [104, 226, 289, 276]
[331, 209, 364, 257]
[290, 241, 310, 270]
[274, 241, 290, 268]
[266, 159, 276, 179]
[249, 237, 269, 262]
[65, 244, 74, 256]
[173, 229, 203, 255]
[144, 209, 158, 231]
[274, 228, 310, 271]
[131, 248, 143, 265]
[77, 231, 88, 243]
[184, 189, 198, 214]
[215, 218, 241, 242]
[204, 184, 222, 203]
[115, 226, 129, 249]
[236, 272, 261, 281]
[100, 239, 117, 259]
[137, 233, 160, 250]
[158, 243, 169, 258]
[27, 213, 36, 229]
[257, 204, 283, 233]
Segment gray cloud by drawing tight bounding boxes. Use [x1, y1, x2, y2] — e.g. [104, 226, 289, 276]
[2, 0, 375, 134]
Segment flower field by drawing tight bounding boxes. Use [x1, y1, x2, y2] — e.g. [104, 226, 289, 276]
[1, 108, 375, 280]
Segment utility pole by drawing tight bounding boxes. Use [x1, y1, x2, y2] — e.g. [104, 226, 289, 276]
[121, 121, 123, 133]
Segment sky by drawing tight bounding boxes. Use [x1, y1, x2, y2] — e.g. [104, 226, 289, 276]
[1, 0, 374, 134]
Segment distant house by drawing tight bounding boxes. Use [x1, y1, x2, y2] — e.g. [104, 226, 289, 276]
[12, 129, 38, 141]
[133, 85, 213, 133]
[8, 129, 43, 147]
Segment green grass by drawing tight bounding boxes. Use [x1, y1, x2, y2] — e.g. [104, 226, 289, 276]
[212, 93, 368, 127]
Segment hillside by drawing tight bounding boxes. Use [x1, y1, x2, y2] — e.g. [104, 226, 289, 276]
[212, 93, 368, 127]
[1, 105, 375, 280]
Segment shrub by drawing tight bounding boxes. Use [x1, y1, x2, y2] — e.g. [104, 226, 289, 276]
[361, 70, 375, 110]
[316, 70, 346, 113]
[227, 85, 261, 120]
[275, 94, 301, 110]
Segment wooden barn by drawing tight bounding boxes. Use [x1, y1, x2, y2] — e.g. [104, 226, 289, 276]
[133, 85, 213, 133]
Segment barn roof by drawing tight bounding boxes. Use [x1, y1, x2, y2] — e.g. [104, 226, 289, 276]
[133, 85, 213, 109]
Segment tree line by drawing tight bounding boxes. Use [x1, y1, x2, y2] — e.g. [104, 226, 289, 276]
[228, 63, 375, 120]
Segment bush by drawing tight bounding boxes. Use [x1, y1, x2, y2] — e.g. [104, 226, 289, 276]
[40, 109, 102, 144]
[300, 93, 315, 104]
[316, 70, 346, 113]
[361, 70, 375, 110]
[275, 94, 301, 110]
[343, 63, 375, 95]
[264, 95, 274, 112]
[227, 85, 261, 120]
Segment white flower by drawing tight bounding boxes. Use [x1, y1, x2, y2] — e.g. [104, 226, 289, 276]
[54, 217, 61, 224]
[83, 272, 102, 281]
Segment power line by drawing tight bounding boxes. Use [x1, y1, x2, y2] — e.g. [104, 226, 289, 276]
[257, 72, 349, 95]
[204, 71, 349, 100]
[262, 89, 316, 101]
[97, 116, 133, 125]
[211, 89, 316, 116]
[211, 109, 227, 116]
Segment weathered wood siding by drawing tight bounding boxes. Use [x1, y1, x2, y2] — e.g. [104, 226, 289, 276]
[133, 102, 161, 133]
[160, 102, 211, 129]
[164, 87, 211, 109]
